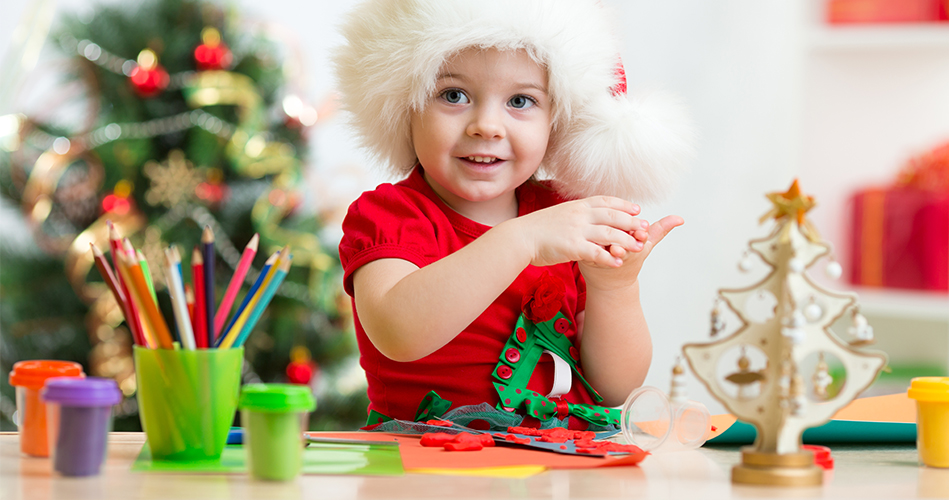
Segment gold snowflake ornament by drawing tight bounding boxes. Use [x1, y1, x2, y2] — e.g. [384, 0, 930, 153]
[143, 150, 205, 207]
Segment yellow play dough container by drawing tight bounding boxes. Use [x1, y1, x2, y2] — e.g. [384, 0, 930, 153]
[908, 377, 949, 468]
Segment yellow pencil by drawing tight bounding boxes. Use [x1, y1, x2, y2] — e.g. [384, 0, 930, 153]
[219, 246, 288, 349]
[119, 252, 175, 349]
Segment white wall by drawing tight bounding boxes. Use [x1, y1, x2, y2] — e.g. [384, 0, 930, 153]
[4, 0, 948, 415]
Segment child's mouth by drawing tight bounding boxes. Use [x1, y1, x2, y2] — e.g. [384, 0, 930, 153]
[461, 156, 502, 165]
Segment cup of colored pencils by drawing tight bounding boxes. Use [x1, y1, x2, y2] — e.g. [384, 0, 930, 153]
[91, 223, 292, 460]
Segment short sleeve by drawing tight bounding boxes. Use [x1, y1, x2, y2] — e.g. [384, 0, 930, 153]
[338, 184, 441, 296]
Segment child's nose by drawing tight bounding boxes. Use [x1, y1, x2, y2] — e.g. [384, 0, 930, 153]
[466, 106, 505, 139]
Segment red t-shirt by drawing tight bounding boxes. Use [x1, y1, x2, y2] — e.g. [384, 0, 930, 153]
[339, 166, 598, 421]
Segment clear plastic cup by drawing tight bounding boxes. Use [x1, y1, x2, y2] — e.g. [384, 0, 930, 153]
[42, 377, 122, 476]
[8, 360, 85, 456]
[239, 384, 316, 481]
[908, 377, 949, 468]
[621, 386, 711, 453]
[134, 345, 244, 461]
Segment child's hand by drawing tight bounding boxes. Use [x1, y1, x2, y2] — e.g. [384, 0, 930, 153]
[510, 196, 649, 268]
[578, 214, 684, 289]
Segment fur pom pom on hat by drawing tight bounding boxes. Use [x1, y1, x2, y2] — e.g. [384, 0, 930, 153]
[333, 0, 694, 203]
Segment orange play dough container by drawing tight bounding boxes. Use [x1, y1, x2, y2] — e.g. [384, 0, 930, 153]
[908, 377, 949, 468]
[8, 360, 85, 456]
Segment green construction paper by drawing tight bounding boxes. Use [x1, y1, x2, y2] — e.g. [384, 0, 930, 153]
[131, 441, 404, 476]
[706, 419, 917, 445]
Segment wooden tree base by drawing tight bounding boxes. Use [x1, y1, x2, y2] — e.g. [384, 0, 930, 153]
[731, 448, 823, 487]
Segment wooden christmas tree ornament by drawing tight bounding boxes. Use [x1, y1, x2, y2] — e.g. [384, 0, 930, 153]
[683, 180, 887, 487]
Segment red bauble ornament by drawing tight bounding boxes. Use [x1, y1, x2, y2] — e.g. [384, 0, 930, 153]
[286, 360, 314, 385]
[194, 27, 233, 71]
[129, 49, 169, 97]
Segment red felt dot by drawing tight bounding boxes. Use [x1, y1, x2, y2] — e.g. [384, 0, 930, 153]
[498, 385, 504, 391]
[377, 417, 383, 423]
[604, 409, 610, 413]
[560, 445, 567, 450]
[533, 410, 539, 416]
[515, 389, 522, 394]
[505, 398, 511, 405]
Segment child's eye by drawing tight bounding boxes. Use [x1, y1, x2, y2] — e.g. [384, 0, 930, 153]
[509, 95, 536, 109]
[440, 89, 469, 104]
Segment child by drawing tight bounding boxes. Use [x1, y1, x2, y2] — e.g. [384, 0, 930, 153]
[333, 0, 693, 429]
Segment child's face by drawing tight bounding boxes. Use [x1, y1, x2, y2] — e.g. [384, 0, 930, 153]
[411, 48, 551, 221]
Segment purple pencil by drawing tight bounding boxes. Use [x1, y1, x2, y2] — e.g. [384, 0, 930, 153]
[201, 226, 216, 347]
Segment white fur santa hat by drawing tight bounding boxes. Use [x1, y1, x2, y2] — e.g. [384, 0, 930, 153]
[332, 0, 694, 203]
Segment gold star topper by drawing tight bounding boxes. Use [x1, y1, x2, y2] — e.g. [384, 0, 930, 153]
[760, 179, 816, 225]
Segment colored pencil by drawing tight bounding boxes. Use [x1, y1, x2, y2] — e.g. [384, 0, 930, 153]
[201, 226, 216, 346]
[191, 247, 208, 349]
[214, 233, 258, 337]
[185, 284, 195, 326]
[216, 251, 277, 347]
[91, 243, 143, 347]
[136, 250, 158, 303]
[164, 247, 196, 350]
[222, 247, 286, 343]
[227, 256, 290, 349]
[116, 251, 174, 349]
[107, 222, 145, 346]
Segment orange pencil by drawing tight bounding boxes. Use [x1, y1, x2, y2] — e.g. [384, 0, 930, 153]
[185, 284, 196, 326]
[107, 222, 146, 345]
[118, 252, 174, 349]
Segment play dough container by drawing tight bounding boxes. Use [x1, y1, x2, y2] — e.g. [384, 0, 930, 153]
[134, 346, 243, 461]
[42, 377, 122, 476]
[8, 360, 85, 456]
[908, 377, 949, 468]
[239, 384, 316, 481]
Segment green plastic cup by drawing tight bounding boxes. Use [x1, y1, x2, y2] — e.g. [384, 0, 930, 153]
[134, 346, 243, 461]
[239, 384, 316, 481]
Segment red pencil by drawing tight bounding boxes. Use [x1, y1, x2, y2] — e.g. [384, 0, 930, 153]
[91, 243, 144, 346]
[191, 247, 208, 349]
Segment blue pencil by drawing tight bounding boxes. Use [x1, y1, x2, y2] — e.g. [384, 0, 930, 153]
[202, 226, 216, 347]
[215, 251, 277, 347]
[231, 256, 290, 349]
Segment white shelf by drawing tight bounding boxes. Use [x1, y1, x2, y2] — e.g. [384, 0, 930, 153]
[850, 286, 949, 321]
[808, 24, 949, 51]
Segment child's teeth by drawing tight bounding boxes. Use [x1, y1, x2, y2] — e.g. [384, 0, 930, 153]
[467, 156, 496, 163]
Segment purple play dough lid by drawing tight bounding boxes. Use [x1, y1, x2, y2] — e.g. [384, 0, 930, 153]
[42, 377, 122, 407]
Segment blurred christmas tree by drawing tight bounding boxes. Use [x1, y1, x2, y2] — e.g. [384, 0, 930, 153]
[0, 0, 368, 430]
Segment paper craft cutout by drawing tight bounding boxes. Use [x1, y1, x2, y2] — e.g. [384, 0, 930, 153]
[131, 440, 403, 475]
[314, 432, 647, 470]
[707, 393, 917, 445]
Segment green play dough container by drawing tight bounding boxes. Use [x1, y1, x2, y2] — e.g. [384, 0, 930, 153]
[239, 384, 316, 481]
[134, 346, 243, 461]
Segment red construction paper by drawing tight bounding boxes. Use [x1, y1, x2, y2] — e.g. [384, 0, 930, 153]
[312, 432, 647, 469]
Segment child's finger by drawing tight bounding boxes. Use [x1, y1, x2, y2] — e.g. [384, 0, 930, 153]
[587, 196, 641, 216]
[591, 226, 640, 252]
[632, 229, 649, 243]
[583, 243, 625, 268]
[609, 244, 627, 259]
[646, 215, 685, 246]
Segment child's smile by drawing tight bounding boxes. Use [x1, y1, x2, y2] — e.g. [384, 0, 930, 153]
[410, 47, 551, 226]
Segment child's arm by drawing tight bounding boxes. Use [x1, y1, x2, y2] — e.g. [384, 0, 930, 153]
[576, 215, 684, 406]
[351, 196, 647, 362]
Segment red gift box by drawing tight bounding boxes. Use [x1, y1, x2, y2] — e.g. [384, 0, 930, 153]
[850, 142, 949, 292]
[827, 0, 949, 23]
